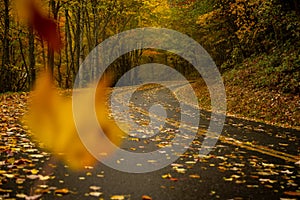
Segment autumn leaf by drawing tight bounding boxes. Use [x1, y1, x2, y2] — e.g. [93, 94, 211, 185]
[16, 0, 62, 51]
[142, 195, 152, 200]
[23, 72, 124, 170]
[161, 173, 172, 179]
[89, 191, 103, 197]
[110, 195, 126, 200]
[89, 186, 101, 191]
[284, 191, 300, 196]
[54, 188, 70, 195]
[189, 174, 200, 179]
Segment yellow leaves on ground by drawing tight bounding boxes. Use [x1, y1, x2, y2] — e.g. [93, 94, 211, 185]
[23, 72, 124, 170]
[142, 195, 152, 200]
[54, 188, 70, 194]
[110, 195, 126, 200]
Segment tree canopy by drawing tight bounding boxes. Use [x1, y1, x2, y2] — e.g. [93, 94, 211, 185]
[0, 0, 299, 93]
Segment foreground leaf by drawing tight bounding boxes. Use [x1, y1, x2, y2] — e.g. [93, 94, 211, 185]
[23, 72, 124, 170]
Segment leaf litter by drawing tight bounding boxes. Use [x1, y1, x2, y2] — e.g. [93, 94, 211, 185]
[1, 82, 300, 199]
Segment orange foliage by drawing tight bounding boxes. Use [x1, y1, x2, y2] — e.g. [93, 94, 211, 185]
[23, 72, 124, 170]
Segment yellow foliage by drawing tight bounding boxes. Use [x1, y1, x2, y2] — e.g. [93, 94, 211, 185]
[23, 72, 124, 170]
[228, 0, 263, 41]
[196, 10, 219, 25]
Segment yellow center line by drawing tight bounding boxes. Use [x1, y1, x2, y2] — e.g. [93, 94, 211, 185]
[110, 86, 299, 163]
[218, 135, 299, 163]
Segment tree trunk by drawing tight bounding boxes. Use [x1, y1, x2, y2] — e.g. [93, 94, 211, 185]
[73, 6, 81, 84]
[47, 46, 54, 76]
[65, 9, 75, 88]
[1, 0, 11, 92]
[64, 9, 70, 88]
[29, 27, 36, 89]
[18, 31, 29, 88]
[293, 0, 299, 15]
[47, 0, 61, 78]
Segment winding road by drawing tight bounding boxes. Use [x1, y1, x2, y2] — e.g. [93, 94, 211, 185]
[1, 82, 299, 200]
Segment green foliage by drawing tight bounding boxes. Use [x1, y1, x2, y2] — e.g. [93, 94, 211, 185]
[224, 46, 300, 94]
[208, 0, 300, 94]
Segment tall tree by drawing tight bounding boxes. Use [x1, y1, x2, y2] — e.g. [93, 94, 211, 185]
[29, 26, 36, 89]
[48, 0, 61, 76]
[1, 0, 11, 92]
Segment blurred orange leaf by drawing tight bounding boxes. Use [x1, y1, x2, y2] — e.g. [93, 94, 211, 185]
[23, 72, 124, 170]
[25, 0, 62, 51]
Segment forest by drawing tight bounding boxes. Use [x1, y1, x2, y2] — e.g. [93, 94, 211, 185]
[0, 0, 299, 94]
[0, 1, 300, 199]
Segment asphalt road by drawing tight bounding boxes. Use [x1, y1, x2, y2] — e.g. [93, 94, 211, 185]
[1, 83, 299, 200]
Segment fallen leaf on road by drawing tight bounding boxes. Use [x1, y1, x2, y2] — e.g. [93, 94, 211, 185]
[26, 174, 39, 179]
[54, 188, 69, 195]
[3, 173, 15, 178]
[284, 191, 300, 196]
[111, 195, 125, 200]
[89, 191, 103, 197]
[39, 175, 50, 181]
[280, 170, 293, 174]
[89, 186, 101, 191]
[173, 166, 186, 174]
[0, 188, 12, 193]
[30, 169, 39, 175]
[162, 173, 172, 179]
[142, 195, 152, 200]
[24, 194, 42, 200]
[16, 193, 27, 198]
[16, 178, 25, 184]
[246, 185, 259, 188]
[189, 174, 200, 179]
[223, 177, 233, 181]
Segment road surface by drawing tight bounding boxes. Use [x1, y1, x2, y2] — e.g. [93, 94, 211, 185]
[0, 83, 299, 200]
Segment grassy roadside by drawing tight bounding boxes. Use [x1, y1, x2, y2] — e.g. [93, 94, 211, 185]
[189, 72, 300, 130]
